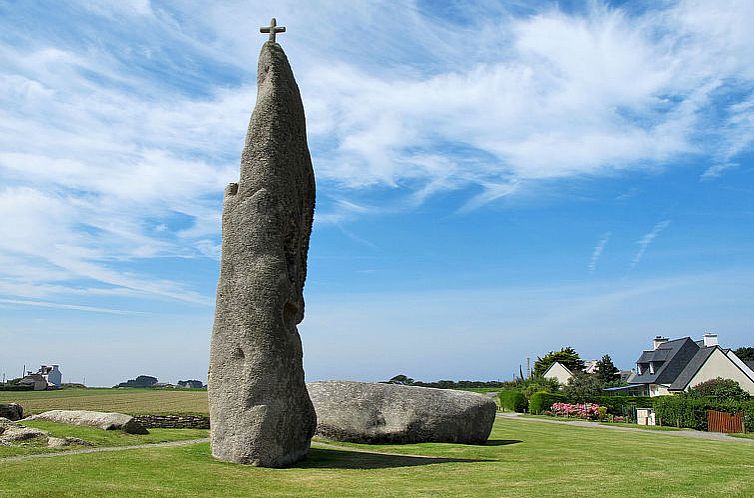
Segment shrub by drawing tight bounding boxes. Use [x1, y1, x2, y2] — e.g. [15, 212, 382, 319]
[529, 391, 566, 414]
[499, 390, 528, 412]
[687, 378, 750, 402]
[654, 396, 708, 430]
[562, 373, 605, 403]
[591, 396, 655, 421]
[521, 376, 561, 400]
[549, 402, 606, 420]
[0, 384, 33, 391]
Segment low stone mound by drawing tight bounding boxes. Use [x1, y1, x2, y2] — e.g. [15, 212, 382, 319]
[0, 417, 47, 445]
[0, 403, 23, 421]
[307, 381, 496, 444]
[26, 410, 148, 434]
[47, 436, 93, 448]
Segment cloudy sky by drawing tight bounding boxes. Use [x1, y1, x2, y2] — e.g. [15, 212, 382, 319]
[1, 0, 753, 386]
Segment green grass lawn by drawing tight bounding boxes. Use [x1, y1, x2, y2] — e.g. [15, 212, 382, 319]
[518, 414, 690, 431]
[0, 388, 209, 415]
[1, 417, 751, 497]
[729, 432, 754, 439]
[0, 420, 207, 459]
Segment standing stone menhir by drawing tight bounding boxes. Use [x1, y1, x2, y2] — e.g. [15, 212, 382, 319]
[208, 20, 317, 467]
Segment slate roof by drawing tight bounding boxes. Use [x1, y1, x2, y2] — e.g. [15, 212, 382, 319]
[669, 346, 717, 390]
[631, 337, 700, 385]
[632, 337, 754, 391]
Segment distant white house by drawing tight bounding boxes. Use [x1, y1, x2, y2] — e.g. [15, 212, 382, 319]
[543, 362, 575, 384]
[543, 359, 601, 384]
[19, 365, 62, 390]
[621, 333, 754, 397]
[583, 360, 599, 374]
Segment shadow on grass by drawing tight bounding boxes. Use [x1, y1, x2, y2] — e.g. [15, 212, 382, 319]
[483, 439, 522, 446]
[297, 447, 496, 470]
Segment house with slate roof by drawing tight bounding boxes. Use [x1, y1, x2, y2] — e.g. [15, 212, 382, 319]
[624, 334, 754, 396]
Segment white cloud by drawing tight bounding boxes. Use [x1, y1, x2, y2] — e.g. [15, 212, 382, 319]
[588, 232, 611, 273]
[631, 220, 672, 270]
[1, 1, 753, 307]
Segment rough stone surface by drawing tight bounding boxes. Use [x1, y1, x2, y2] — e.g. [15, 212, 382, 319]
[0, 403, 23, 421]
[0, 417, 48, 445]
[308, 381, 496, 444]
[47, 436, 93, 448]
[208, 41, 317, 467]
[26, 410, 149, 434]
[133, 414, 210, 429]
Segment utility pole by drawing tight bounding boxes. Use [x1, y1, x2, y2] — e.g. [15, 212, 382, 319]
[526, 357, 531, 379]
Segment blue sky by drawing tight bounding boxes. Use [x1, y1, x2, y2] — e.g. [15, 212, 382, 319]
[1, 1, 753, 386]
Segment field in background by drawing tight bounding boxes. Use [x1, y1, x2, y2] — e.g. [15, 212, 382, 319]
[0, 388, 501, 416]
[0, 388, 209, 415]
[1, 417, 752, 497]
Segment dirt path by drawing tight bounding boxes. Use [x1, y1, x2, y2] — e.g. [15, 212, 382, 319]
[0, 437, 210, 462]
[497, 413, 754, 443]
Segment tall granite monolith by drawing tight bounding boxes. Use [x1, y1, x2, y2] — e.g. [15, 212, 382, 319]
[208, 40, 317, 467]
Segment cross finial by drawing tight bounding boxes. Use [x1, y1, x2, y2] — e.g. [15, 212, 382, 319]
[260, 18, 286, 43]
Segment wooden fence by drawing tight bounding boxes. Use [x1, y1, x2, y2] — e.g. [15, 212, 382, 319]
[707, 410, 744, 433]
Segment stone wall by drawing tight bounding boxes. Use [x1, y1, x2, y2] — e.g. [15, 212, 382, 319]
[132, 415, 209, 429]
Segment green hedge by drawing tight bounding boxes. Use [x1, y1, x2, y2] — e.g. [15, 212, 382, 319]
[591, 396, 655, 420]
[653, 396, 754, 431]
[716, 399, 754, 431]
[654, 396, 708, 430]
[529, 391, 566, 414]
[0, 384, 33, 391]
[499, 390, 527, 413]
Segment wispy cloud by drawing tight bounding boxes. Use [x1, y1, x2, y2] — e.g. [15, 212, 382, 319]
[588, 232, 611, 273]
[631, 220, 672, 270]
[0, 298, 140, 315]
[1, 1, 753, 308]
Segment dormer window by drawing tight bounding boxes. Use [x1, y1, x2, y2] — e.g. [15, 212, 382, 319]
[649, 363, 655, 374]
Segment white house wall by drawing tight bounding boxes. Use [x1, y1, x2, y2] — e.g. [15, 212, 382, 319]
[544, 362, 573, 385]
[726, 350, 754, 382]
[688, 348, 754, 394]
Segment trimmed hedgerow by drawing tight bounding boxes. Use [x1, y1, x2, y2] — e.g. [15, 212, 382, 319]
[529, 391, 566, 414]
[654, 396, 754, 431]
[591, 396, 655, 420]
[499, 390, 527, 413]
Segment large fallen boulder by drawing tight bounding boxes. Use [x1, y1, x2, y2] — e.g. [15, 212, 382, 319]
[25, 410, 148, 434]
[0, 403, 23, 421]
[307, 381, 496, 444]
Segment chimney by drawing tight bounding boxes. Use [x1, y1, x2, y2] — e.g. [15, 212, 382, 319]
[703, 333, 718, 347]
[653, 336, 668, 350]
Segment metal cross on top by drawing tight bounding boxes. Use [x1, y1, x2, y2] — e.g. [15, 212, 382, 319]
[260, 18, 286, 43]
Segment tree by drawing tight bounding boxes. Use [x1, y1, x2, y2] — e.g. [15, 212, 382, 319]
[562, 372, 604, 403]
[733, 347, 754, 362]
[115, 375, 158, 388]
[387, 374, 414, 385]
[687, 377, 750, 402]
[532, 347, 585, 378]
[595, 354, 620, 385]
[520, 376, 561, 400]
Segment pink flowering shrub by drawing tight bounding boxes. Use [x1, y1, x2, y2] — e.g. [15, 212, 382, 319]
[548, 402, 607, 420]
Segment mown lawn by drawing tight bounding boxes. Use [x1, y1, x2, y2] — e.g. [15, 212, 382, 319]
[1, 417, 751, 497]
[0, 388, 208, 415]
[0, 420, 207, 459]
